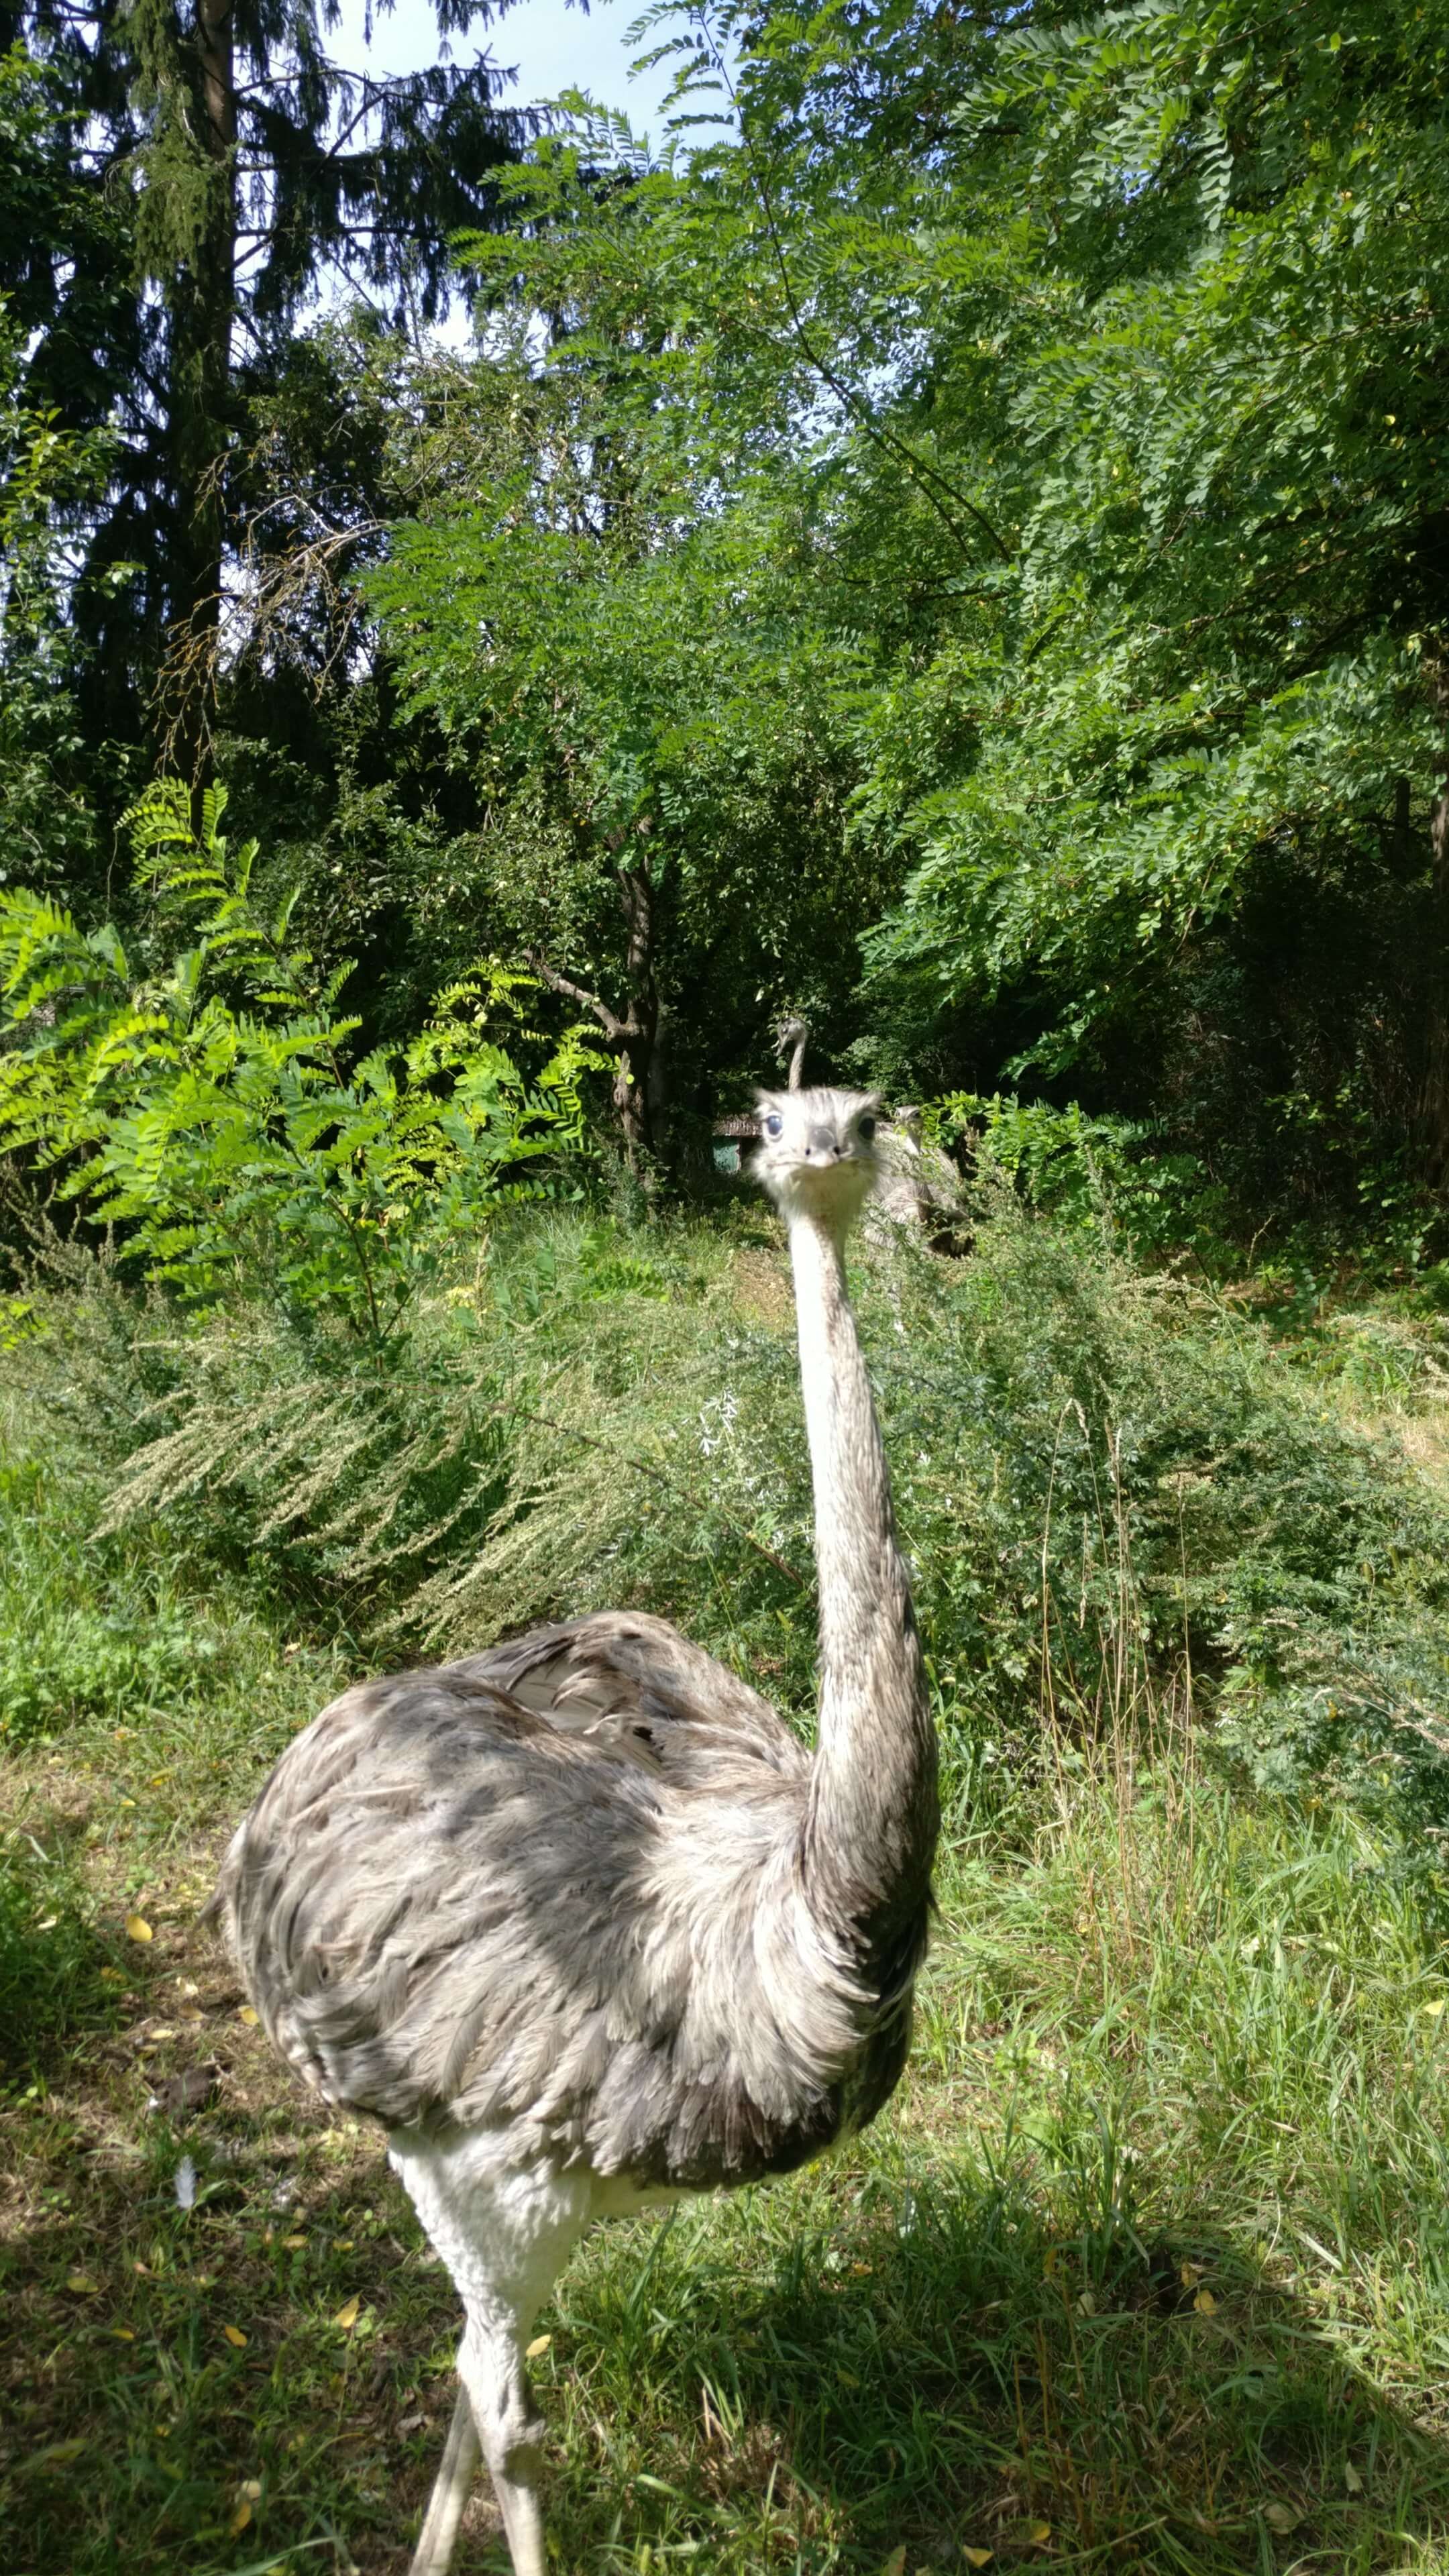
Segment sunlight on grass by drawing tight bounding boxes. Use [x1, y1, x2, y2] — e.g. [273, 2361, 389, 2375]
[4, 1209, 1449, 2571]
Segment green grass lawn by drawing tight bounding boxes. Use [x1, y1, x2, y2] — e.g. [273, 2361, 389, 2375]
[5, 1218, 1449, 2571]
[5, 1645, 1449, 2572]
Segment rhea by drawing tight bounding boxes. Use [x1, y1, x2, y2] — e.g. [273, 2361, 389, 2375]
[211, 1085, 939, 2576]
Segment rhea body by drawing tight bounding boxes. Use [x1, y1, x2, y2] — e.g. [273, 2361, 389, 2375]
[211, 1086, 938, 2576]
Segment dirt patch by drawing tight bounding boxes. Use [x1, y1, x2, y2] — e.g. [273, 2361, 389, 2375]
[729, 1246, 792, 1328]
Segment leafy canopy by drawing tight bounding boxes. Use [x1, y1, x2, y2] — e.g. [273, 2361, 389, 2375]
[362, 0, 1449, 1232]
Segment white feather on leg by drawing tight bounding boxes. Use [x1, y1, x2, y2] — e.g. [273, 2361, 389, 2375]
[391, 2133, 598, 2576]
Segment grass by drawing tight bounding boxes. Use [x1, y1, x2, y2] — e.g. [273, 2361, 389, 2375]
[4, 1206, 1449, 2573]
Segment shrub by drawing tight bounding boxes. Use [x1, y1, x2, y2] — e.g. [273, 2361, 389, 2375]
[927, 1090, 1229, 1262]
[0, 783, 605, 1341]
[10, 1178, 1448, 1866]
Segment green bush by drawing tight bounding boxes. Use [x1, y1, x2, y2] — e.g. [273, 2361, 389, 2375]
[11, 1182, 1448, 1866]
[0, 783, 605, 1341]
[865, 1197, 1449, 1851]
[928, 1089, 1230, 1263]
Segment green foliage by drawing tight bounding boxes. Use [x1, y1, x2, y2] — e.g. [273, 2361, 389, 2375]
[0, 1452, 242, 1748]
[926, 1091, 1228, 1263]
[0, 265, 127, 893]
[835, 0, 1449, 1218]
[369, 364, 885, 1108]
[5, 0, 1449, 1250]
[0, 1823, 120, 2071]
[349, 0, 1449, 1240]
[13, 1187, 1448, 1862]
[10, 0, 1449, 1246]
[0, 784, 604, 1339]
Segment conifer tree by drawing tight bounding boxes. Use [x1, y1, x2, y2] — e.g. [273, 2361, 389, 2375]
[2, 0, 527, 777]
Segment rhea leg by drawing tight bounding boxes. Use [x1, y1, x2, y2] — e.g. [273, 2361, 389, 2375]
[390, 2129, 592, 2576]
[408, 2382, 480, 2576]
[455, 2308, 549, 2576]
[407, 2332, 546, 2576]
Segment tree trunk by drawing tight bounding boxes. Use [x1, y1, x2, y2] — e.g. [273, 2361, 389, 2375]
[613, 856, 657, 1164]
[1419, 781, 1449, 1183]
[163, 0, 237, 798]
[526, 834, 660, 1171]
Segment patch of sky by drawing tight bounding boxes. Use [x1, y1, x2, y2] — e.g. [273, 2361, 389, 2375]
[324, 0, 737, 345]
[337, 0, 734, 154]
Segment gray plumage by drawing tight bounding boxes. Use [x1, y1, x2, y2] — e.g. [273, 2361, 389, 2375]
[774, 1013, 810, 1091]
[871, 1105, 966, 1232]
[210, 1083, 938, 2576]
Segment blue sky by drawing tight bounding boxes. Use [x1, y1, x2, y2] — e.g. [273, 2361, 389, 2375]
[335, 0, 722, 150]
[325, 0, 735, 337]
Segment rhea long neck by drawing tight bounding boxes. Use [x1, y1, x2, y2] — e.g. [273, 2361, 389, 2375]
[788, 1211, 938, 1957]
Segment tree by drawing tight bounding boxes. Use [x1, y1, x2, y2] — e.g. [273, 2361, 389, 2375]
[12, 0, 1449, 1252]
[496, 0, 1449, 1235]
[367, 273, 885, 1164]
[852, 0, 1449, 1220]
[2, 0, 530, 787]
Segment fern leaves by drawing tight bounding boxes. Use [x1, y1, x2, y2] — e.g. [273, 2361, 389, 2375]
[0, 789, 604, 1341]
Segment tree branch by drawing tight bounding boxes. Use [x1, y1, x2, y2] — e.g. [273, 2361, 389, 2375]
[526, 949, 629, 1042]
[695, 11, 1012, 565]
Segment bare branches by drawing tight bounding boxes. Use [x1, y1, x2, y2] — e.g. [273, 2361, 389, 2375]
[151, 439, 388, 781]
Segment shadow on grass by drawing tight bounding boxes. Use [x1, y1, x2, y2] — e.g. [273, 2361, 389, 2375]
[3, 2086, 1446, 2575]
[554, 2151, 1449, 2574]
[0, 1811, 128, 2077]
[0, 2100, 471, 2576]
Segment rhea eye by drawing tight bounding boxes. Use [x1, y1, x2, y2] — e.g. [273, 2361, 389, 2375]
[857, 1115, 876, 1142]
[763, 1114, 783, 1138]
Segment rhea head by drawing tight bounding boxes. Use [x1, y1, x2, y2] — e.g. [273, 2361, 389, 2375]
[752, 1085, 881, 1234]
